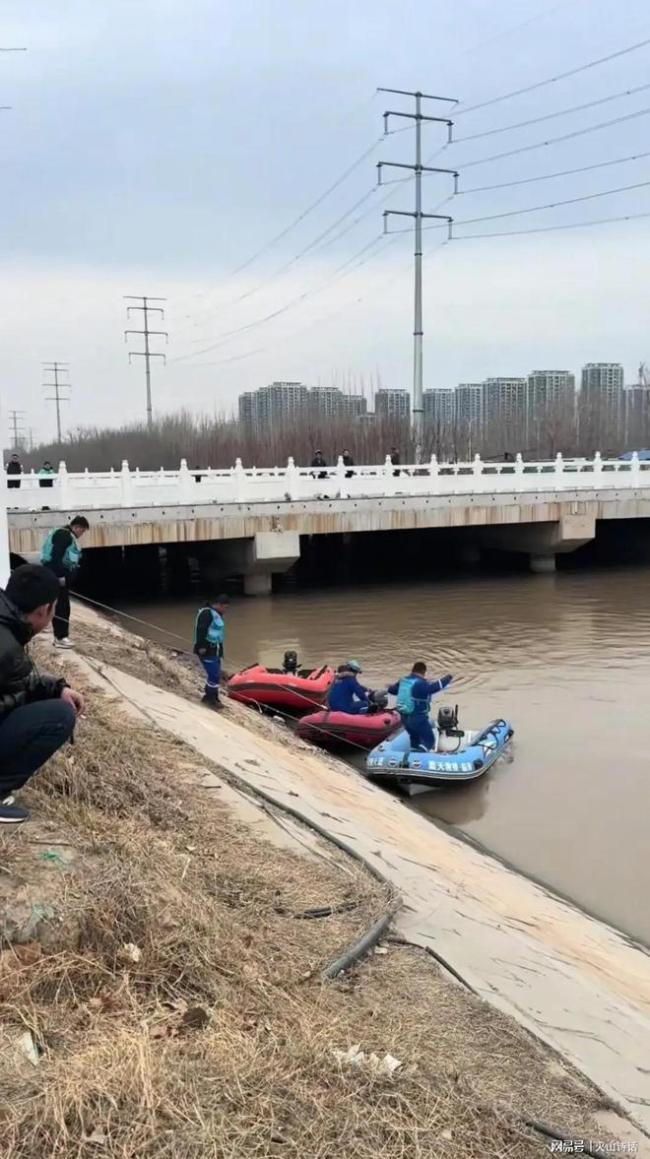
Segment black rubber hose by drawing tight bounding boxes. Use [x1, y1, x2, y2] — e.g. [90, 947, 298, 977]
[524, 1118, 613, 1159]
[323, 910, 396, 979]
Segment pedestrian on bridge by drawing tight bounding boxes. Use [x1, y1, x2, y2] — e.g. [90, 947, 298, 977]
[193, 595, 228, 710]
[40, 515, 90, 649]
[311, 449, 328, 480]
[6, 453, 22, 490]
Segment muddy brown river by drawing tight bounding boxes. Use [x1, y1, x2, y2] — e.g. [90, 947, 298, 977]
[117, 568, 650, 945]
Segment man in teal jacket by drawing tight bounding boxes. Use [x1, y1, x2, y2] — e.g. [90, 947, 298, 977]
[387, 662, 453, 750]
[41, 515, 89, 649]
[193, 595, 228, 709]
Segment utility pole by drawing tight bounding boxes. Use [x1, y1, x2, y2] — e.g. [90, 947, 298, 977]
[124, 296, 168, 430]
[43, 362, 70, 443]
[8, 409, 26, 451]
[378, 87, 457, 456]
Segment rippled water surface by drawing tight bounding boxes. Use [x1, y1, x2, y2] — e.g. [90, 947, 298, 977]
[119, 568, 650, 944]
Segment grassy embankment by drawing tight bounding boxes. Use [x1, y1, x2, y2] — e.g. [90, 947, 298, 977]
[0, 615, 629, 1158]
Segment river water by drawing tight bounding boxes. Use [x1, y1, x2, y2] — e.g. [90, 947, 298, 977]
[117, 568, 650, 945]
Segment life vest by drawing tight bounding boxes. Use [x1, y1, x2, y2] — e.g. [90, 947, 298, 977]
[396, 674, 429, 716]
[194, 607, 224, 648]
[40, 528, 82, 573]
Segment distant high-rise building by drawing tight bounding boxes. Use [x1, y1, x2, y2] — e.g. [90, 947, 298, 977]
[455, 383, 483, 428]
[423, 388, 455, 425]
[374, 389, 410, 419]
[238, 391, 257, 432]
[527, 370, 575, 413]
[238, 381, 368, 434]
[580, 363, 624, 400]
[238, 381, 308, 433]
[340, 393, 367, 418]
[482, 378, 527, 425]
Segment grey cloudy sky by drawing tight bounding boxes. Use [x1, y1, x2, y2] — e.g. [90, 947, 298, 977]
[2, 0, 650, 444]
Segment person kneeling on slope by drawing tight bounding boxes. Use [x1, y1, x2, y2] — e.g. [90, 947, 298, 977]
[193, 595, 228, 710]
[0, 564, 84, 824]
[387, 661, 453, 751]
[328, 661, 369, 715]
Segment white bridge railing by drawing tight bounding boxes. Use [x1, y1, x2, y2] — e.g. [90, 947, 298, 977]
[6, 453, 650, 512]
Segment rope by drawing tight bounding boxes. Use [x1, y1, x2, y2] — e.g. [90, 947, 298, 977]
[66, 589, 390, 756]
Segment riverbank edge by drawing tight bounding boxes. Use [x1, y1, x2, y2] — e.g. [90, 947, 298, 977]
[63, 599, 650, 1141]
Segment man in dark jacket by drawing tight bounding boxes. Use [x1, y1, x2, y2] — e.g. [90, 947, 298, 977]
[193, 595, 228, 709]
[328, 661, 369, 715]
[0, 565, 83, 824]
[40, 515, 90, 648]
[6, 453, 22, 489]
[310, 449, 328, 480]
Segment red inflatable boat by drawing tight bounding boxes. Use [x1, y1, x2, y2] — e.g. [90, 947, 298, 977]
[296, 708, 401, 750]
[227, 664, 335, 713]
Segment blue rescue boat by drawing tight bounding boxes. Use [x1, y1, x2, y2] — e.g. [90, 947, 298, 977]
[365, 706, 514, 793]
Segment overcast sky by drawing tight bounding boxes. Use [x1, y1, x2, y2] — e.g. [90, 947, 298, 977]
[2, 0, 650, 445]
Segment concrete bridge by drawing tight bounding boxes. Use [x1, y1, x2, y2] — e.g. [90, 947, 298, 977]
[5, 452, 650, 593]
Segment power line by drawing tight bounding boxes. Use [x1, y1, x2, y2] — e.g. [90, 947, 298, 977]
[458, 148, 650, 193]
[387, 178, 650, 235]
[451, 208, 650, 240]
[42, 362, 70, 443]
[454, 80, 650, 144]
[185, 186, 381, 339]
[226, 136, 383, 280]
[124, 296, 168, 429]
[171, 234, 390, 363]
[455, 104, 650, 171]
[455, 34, 650, 117]
[455, 177, 650, 228]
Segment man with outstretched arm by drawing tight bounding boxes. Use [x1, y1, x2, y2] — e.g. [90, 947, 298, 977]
[41, 515, 90, 649]
[387, 661, 453, 751]
[193, 595, 229, 710]
[0, 565, 85, 824]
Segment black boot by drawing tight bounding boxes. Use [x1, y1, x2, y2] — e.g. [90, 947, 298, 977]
[201, 692, 223, 711]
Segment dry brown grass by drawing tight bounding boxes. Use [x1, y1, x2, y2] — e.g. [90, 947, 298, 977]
[0, 629, 628, 1157]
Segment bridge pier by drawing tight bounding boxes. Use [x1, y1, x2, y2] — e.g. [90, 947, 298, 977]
[529, 553, 556, 574]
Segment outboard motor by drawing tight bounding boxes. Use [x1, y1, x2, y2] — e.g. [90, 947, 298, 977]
[282, 650, 299, 675]
[437, 704, 462, 736]
[367, 689, 388, 715]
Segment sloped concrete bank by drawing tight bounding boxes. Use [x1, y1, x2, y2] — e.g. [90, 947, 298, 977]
[67, 601, 650, 1139]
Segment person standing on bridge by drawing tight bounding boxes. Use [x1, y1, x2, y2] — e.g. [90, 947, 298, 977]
[193, 595, 229, 710]
[387, 662, 453, 750]
[40, 515, 90, 649]
[6, 453, 22, 490]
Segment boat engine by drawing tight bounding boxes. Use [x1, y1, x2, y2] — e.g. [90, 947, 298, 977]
[282, 650, 299, 674]
[437, 704, 462, 737]
[367, 689, 388, 714]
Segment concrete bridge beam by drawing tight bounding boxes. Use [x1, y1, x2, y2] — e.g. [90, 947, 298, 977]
[200, 531, 301, 596]
[477, 512, 596, 572]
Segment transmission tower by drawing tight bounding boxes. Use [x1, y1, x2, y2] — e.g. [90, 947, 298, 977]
[124, 295, 168, 429]
[378, 87, 457, 455]
[8, 409, 26, 451]
[43, 362, 70, 443]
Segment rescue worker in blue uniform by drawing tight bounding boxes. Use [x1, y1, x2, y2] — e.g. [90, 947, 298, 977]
[387, 661, 453, 750]
[327, 661, 369, 715]
[40, 515, 90, 649]
[193, 595, 229, 710]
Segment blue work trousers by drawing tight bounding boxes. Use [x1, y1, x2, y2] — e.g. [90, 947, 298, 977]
[401, 712, 434, 751]
[200, 656, 222, 700]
